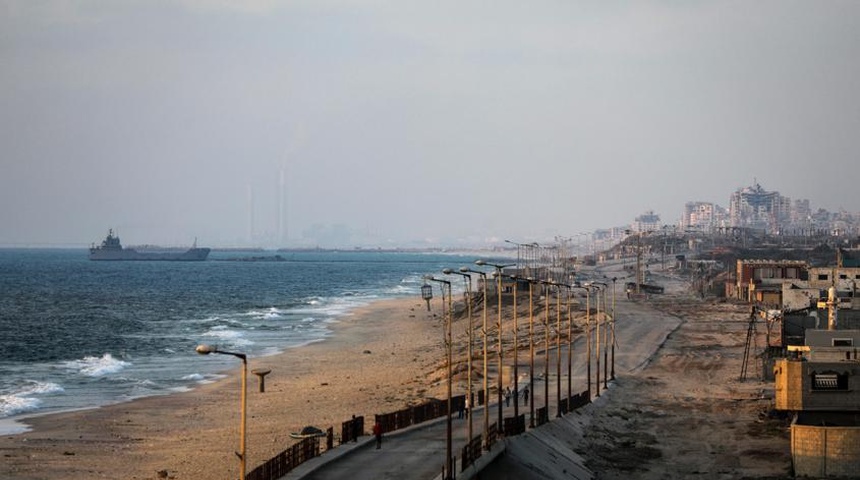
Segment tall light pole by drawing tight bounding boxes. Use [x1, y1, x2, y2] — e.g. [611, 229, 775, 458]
[574, 285, 592, 400]
[462, 267, 490, 449]
[425, 276, 454, 479]
[526, 277, 538, 427]
[540, 280, 551, 418]
[593, 281, 608, 391]
[552, 281, 563, 417]
[195, 344, 247, 480]
[508, 275, 520, 424]
[611, 277, 617, 381]
[556, 282, 573, 411]
[475, 260, 513, 435]
[593, 283, 602, 396]
[443, 268, 474, 443]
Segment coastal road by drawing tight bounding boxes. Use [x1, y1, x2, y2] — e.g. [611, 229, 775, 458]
[284, 269, 684, 480]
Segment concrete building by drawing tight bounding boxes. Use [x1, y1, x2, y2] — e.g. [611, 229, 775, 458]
[729, 183, 785, 233]
[733, 259, 808, 305]
[631, 211, 661, 233]
[774, 284, 860, 477]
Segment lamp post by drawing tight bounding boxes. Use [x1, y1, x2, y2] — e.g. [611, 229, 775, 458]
[475, 260, 513, 436]
[555, 282, 572, 412]
[611, 277, 617, 381]
[595, 284, 601, 396]
[461, 266, 490, 449]
[574, 284, 592, 400]
[425, 276, 454, 480]
[508, 275, 520, 424]
[566, 283, 573, 407]
[195, 344, 247, 480]
[544, 281, 563, 417]
[443, 268, 474, 443]
[525, 277, 538, 427]
[592, 281, 608, 391]
[539, 280, 552, 419]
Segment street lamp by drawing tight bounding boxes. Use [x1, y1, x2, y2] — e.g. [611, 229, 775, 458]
[461, 266, 490, 449]
[424, 276, 454, 480]
[443, 268, 474, 443]
[195, 344, 247, 480]
[611, 277, 617, 381]
[554, 281, 573, 413]
[591, 281, 608, 397]
[539, 280, 552, 420]
[525, 276, 539, 428]
[508, 274, 527, 426]
[504, 240, 540, 278]
[475, 259, 514, 432]
[573, 284, 592, 401]
[592, 281, 608, 391]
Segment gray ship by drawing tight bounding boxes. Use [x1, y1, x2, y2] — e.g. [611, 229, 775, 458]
[89, 229, 210, 261]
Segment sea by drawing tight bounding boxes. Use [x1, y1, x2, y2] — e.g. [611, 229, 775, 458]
[0, 248, 482, 434]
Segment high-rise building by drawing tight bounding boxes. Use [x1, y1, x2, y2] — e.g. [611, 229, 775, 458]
[729, 183, 784, 233]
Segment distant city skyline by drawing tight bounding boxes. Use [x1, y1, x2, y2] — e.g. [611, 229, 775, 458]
[2, 2, 859, 248]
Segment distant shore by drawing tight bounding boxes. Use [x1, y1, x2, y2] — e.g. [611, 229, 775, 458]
[0, 296, 449, 480]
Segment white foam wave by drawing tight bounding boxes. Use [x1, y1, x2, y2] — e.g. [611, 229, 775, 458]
[0, 394, 40, 417]
[181, 373, 205, 381]
[201, 328, 253, 347]
[0, 381, 64, 417]
[64, 354, 130, 377]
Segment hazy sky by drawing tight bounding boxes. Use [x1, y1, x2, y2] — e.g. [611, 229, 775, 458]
[2, 1, 859, 247]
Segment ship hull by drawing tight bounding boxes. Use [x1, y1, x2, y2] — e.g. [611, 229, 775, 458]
[89, 248, 210, 261]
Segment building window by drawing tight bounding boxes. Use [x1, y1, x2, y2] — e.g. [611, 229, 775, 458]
[818, 274, 829, 281]
[833, 338, 853, 347]
[811, 372, 849, 391]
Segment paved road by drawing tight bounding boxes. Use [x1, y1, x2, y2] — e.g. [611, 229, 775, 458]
[284, 269, 683, 480]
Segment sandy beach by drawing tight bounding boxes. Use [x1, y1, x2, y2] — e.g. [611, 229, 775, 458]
[0, 272, 792, 480]
[0, 297, 452, 480]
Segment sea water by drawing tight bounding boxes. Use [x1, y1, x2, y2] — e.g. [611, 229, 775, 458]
[0, 248, 477, 434]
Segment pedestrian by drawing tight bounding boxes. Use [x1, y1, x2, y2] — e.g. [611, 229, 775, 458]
[458, 399, 464, 419]
[505, 386, 511, 407]
[523, 385, 529, 406]
[373, 421, 382, 449]
[464, 396, 470, 418]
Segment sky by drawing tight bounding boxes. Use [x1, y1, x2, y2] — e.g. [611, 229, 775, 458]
[2, 1, 859, 248]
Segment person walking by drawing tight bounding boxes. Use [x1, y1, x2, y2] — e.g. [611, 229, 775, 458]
[505, 386, 512, 407]
[523, 385, 529, 407]
[464, 396, 470, 418]
[373, 421, 383, 449]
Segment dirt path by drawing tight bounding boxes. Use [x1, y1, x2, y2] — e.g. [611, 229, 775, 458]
[578, 273, 792, 479]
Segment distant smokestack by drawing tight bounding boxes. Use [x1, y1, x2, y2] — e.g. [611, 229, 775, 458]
[278, 168, 285, 245]
[248, 184, 255, 243]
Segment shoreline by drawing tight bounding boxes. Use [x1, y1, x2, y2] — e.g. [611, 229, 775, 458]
[0, 295, 448, 480]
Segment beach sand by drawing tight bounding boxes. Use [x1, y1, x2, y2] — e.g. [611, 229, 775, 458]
[0, 297, 453, 480]
[0, 282, 792, 480]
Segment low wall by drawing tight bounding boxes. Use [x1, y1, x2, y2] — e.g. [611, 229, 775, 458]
[792, 413, 860, 477]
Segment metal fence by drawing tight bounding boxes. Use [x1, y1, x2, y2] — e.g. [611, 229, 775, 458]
[374, 395, 465, 434]
[460, 434, 483, 471]
[341, 416, 365, 444]
[245, 436, 319, 480]
[245, 388, 592, 480]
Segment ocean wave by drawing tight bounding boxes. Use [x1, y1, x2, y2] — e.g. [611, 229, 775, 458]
[0, 394, 41, 417]
[64, 353, 130, 377]
[0, 381, 64, 417]
[201, 328, 253, 347]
